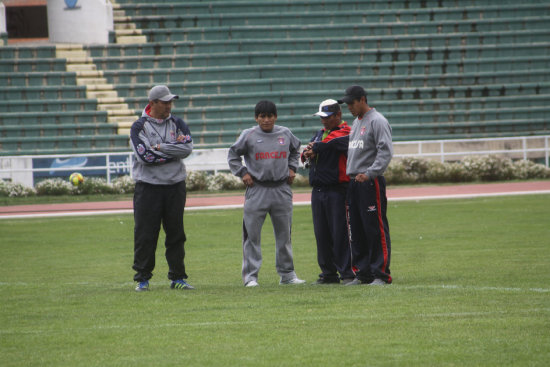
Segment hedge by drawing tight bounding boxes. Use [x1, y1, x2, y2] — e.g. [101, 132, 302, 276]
[1, 155, 549, 197]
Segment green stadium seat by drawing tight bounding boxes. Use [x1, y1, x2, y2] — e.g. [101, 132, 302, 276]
[0, 111, 109, 126]
[0, 58, 67, 73]
[0, 72, 77, 88]
[1, 0, 549, 153]
[0, 99, 98, 113]
[0, 85, 88, 100]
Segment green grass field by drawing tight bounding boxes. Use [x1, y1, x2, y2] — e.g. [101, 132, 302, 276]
[1, 194, 549, 366]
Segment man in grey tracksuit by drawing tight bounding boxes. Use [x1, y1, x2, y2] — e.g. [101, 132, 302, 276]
[130, 85, 195, 291]
[228, 100, 306, 287]
[339, 85, 393, 285]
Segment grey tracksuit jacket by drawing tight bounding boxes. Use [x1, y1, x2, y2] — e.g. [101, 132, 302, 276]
[130, 106, 193, 185]
[346, 108, 393, 178]
[227, 125, 300, 181]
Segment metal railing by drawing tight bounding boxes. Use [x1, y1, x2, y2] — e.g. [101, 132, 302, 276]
[1, 135, 549, 187]
[393, 135, 550, 167]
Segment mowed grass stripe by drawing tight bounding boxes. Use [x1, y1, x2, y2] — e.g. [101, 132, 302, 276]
[1, 194, 549, 367]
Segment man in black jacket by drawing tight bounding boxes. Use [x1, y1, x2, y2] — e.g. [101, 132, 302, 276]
[302, 99, 355, 284]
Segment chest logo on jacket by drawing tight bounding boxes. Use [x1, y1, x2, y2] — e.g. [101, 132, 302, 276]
[255, 151, 288, 160]
[278, 137, 285, 145]
[360, 127, 366, 136]
[349, 140, 364, 149]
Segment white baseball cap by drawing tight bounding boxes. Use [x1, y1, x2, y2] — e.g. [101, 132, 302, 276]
[148, 85, 179, 102]
[313, 99, 340, 117]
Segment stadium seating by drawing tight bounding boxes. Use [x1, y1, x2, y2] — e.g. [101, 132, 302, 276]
[0, 0, 549, 155]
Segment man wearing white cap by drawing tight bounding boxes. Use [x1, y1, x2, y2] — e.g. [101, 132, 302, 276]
[302, 99, 355, 284]
[130, 85, 195, 292]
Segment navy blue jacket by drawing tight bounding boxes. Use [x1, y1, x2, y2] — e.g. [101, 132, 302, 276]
[301, 122, 351, 189]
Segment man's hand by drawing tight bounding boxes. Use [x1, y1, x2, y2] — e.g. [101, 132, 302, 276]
[242, 173, 254, 187]
[303, 142, 316, 159]
[177, 134, 191, 143]
[288, 169, 296, 185]
[354, 173, 369, 182]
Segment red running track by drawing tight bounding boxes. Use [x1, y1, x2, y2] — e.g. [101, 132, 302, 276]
[1, 180, 549, 219]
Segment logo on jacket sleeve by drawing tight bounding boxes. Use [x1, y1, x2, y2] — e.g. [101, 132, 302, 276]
[137, 144, 146, 155]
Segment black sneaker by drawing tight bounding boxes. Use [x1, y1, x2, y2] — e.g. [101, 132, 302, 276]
[170, 279, 195, 290]
[312, 277, 340, 285]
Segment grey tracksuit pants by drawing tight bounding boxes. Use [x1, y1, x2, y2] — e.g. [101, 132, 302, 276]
[241, 182, 297, 285]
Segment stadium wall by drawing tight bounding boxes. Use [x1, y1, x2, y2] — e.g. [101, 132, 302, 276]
[47, 0, 113, 44]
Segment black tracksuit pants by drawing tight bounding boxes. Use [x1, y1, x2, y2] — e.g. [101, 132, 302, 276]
[346, 176, 392, 284]
[133, 181, 188, 282]
[311, 186, 354, 281]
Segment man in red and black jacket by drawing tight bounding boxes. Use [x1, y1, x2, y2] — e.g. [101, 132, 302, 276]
[302, 99, 355, 284]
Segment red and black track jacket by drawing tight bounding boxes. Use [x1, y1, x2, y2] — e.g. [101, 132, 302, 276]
[301, 121, 351, 188]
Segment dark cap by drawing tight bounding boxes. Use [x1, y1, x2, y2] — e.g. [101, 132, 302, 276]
[338, 85, 367, 104]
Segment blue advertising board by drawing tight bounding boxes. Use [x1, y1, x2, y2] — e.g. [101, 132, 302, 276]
[32, 154, 132, 181]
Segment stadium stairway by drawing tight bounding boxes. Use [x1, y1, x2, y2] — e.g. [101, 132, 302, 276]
[0, 43, 136, 156]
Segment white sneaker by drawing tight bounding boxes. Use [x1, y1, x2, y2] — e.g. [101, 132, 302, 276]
[245, 280, 259, 287]
[279, 277, 306, 285]
[369, 278, 387, 285]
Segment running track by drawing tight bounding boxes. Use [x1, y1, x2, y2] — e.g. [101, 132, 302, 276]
[1, 180, 549, 219]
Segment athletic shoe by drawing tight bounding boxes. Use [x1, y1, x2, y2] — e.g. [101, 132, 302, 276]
[170, 279, 195, 290]
[245, 280, 259, 287]
[279, 277, 306, 285]
[341, 278, 356, 285]
[369, 278, 387, 285]
[344, 278, 369, 286]
[135, 280, 149, 292]
[312, 277, 340, 285]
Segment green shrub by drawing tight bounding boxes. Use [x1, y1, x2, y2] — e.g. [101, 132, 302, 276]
[385, 160, 418, 184]
[112, 175, 135, 194]
[3, 156, 550, 197]
[207, 172, 245, 191]
[77, 177, 116, 195]
[385, 155, 549, 185]
[35, 178, 74, 196]
[513, 159, 550, 179]
[186, 170, 208, 191]
[0, 180, 37, 197]
[293, 173, 310, 187]
[462, 155, 515, 181]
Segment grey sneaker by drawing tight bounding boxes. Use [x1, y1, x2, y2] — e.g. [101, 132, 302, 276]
[279, 277, 306, 285]
[344, 278, 369, 286]
[369, 278, 387, 285]
[341, 278, 356, 285]
[245, 280, 259, 287]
